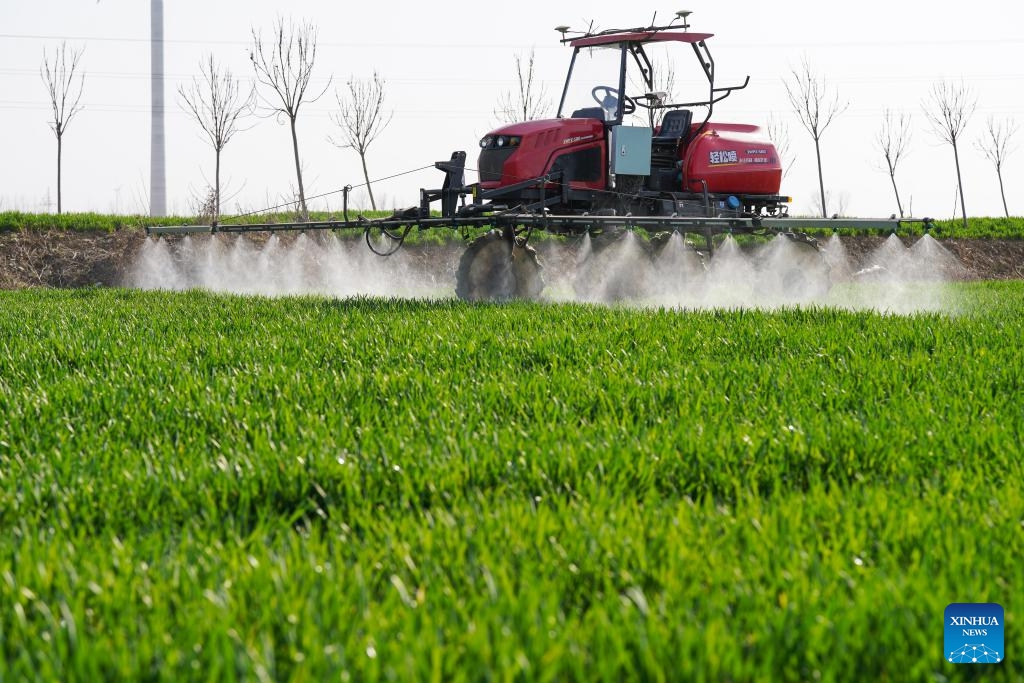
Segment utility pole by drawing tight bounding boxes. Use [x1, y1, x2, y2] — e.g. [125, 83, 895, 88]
[150, 0, 167, 216]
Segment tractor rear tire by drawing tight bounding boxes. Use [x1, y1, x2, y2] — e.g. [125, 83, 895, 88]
[455, 230, 544, 302]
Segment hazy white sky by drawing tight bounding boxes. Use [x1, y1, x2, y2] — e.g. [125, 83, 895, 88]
[1, 0, 1021, 218]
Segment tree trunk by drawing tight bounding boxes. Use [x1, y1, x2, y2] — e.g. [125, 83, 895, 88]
[888, 169, 904, 218]
[360, 153, 376, 211]
[214, 148, 221, 222]
[289, 116, 307, 218]
[813, 136, 827, 218]
[997, 165, 1009, 218]
[56, 134, 63, 215]
[952, 140, 967, 229]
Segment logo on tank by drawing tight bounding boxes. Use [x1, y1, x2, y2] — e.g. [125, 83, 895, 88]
[708, 150, 738, 165]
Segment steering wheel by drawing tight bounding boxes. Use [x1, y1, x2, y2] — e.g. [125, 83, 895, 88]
[590, 85, 636, 116]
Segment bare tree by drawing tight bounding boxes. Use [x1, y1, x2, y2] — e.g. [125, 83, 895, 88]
[626, 53, 677, 128]
[636, 56, 677, 128]
[875, 109, 912, 218]
[494, 49, 550, 123]
[766, 113, 795, 179]
[40, 42, 85, 215]
[250, 17, 330, 218]
[178, 55, 254, 222]
[975, 116, 1018, 218]
[783, 56, 848, 217]
[330, 72, 393, 211]
[651, 58, 676, 129]
[922, 80, 976, 228]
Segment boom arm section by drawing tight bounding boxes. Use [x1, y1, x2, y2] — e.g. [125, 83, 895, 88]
[146, 151, 932, 253]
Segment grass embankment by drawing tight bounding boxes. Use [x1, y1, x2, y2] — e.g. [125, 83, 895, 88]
[823, 216, 1024, 239]
[1, 286, 1022, 680]
[3, 210, 1024, 240]
[0, 210, 396, 233]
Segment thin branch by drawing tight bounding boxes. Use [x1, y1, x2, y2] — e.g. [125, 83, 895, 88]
[922, 80, 976, 146]
[766, 113, 794, 179]
[494, 49, 550, 124]
[329, 73, 393, 156]
[975, 115, 1018, 172]
[783, 55, 848, 143]
[40, 42, 85, 139]
[178, 54, 254, 153]
[249, 16, 330, 122]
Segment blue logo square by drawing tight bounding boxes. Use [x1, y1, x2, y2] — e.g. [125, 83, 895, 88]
[945, 603, 1004, 664]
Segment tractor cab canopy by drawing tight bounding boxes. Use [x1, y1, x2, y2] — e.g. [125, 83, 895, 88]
[556, 27, 745, 131]
[568, 31, 713, 48]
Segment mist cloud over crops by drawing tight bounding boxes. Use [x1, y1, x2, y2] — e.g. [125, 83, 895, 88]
[129, 232, 966, 314]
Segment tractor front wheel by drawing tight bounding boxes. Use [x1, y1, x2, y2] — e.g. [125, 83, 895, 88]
[455, 230, 544, 302]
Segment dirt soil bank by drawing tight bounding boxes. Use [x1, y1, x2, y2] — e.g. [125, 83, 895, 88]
[1, 230, 1022, 290]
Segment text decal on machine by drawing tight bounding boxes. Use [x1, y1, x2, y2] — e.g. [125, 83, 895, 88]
[709, 150, 738, 165]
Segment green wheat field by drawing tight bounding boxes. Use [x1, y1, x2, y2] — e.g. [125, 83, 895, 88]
[1, 284, 1021, 681]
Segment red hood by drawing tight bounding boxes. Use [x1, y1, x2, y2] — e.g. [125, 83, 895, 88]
[485, 117, 603, 138]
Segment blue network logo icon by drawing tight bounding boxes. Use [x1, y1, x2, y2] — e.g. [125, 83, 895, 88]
[945, 603, 1003, 665]
[948, 644, 1001, 664]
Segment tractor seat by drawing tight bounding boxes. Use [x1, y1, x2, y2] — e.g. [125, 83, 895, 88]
[650, 109, 694, 176]
[570, 106, 605, 120]
[653, 109, 693, 145]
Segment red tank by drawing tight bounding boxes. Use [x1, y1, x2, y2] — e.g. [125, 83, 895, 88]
[681, 123, 782, 195]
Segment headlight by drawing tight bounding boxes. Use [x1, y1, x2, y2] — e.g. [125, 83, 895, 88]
[481, 135, 520, 149]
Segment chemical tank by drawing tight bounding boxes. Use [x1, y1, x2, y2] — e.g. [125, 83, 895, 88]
[682, 123, 782, 195]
